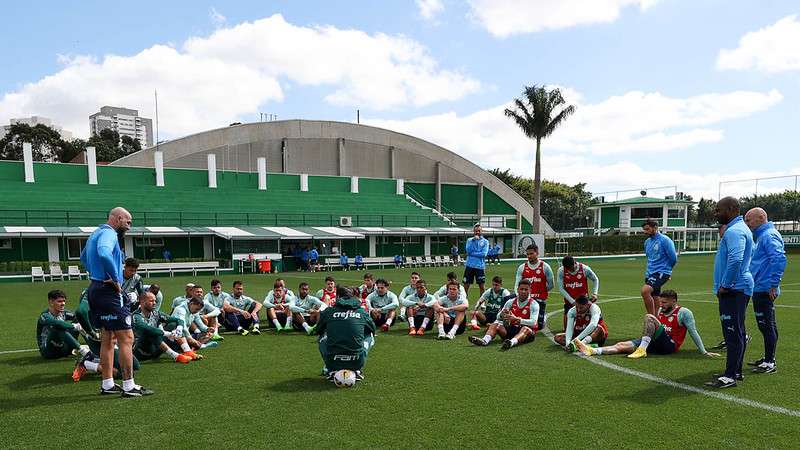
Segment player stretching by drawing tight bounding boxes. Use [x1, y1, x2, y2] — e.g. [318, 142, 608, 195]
[514, 243, 553, 331]
[434, 281, 469, 340]
[553, 295, 608, 350]
[366, 279, 399, 332]
[132, 292, 196, 364]
[317, 276, 338, 306]
[469, 276, 510, 330]
[38, 290, 89, 360]
[398, 272, 421, 322]
[401, 279, 437, 336]
[575, 290, 718, 359]
[557, 256, 599, 329]
[641, 218, 677, 315]
[358, 273, 377, 310]
[469, 280, 538, 350]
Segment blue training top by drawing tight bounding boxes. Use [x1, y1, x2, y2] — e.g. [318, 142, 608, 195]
[644, 232, 677, 276]
[80, 224, 124, 283]
[750, 222, 786, 294]
[713, 215, 754, 295]
[465, 236, 489, 270]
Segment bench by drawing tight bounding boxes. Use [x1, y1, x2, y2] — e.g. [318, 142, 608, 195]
[138, 261, 220, 277]
[362, 257, 397, 269]
[323, 257, 345, 271]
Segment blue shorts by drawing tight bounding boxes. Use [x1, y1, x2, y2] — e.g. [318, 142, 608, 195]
[87, 280, 132, 331]
[463, 266, 486, 284]
[632, 325, 676, 354]
[644, 273, 671, 296]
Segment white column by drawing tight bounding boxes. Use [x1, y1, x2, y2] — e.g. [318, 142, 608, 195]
[350, 176, 359, 193]
[300, 174, 309, 192]
[662, 205, 669, 228]
[154, 151, 165, 187]
[396, 178, 404, 195]
[87, 146, 98, 185]
[47, 237, 60, 263]
[424, 235, 431, 256]
[23, 142, 34, 183]
[203, 236, 213, 260]
[124, 236, 134, 257]
[257, 157, 267, 190]
[368, 235, 376, 257]
[207, 153, 217, 188]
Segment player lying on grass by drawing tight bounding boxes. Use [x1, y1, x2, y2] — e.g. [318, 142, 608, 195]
[172, 296, 217, 350]
[557, 256, 599, 330]
[358, 273, 376, 310]
[434, 281, 468, 340]
[264, 281, 294, 332]
[132, 292, 197, 364]
[554, 295, 608, 350]
[469, 280, 538, 350]
[469, 275, 510, 330]
[398, 272, 421, 321]
[171, 282, 195, 310]
[434, 272, 467, 301]
[316, 286, 376, 382]
[289, 282, 326, 334]
[366, 278, 399, 332]
[401, 279, 437, 336]
[37, 289, 90, 360]
[574, 290, 719, 359]
[317, 276, 338, 306]
[222, 281, 262, 335]
[203, 279, 231, 341]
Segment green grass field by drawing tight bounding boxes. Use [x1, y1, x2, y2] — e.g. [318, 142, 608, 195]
[1, 254, 798, 449]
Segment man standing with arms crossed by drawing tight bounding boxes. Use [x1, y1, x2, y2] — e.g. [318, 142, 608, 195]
[463, 224, 490, 298]
[80, 207, 153, 397]
[706, 197, 754, 389]
[744, 207, 787, 374]
[641, 218, 677, 315]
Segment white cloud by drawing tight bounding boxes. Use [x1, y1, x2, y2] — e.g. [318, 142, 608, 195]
[209, 7, 227, 27]
[468, 0, 659, 38]
[365, 87, 784, 199]
[416, 0, 445, 21]
[0, 14, 480, 138]
[717, 15, 800, 73]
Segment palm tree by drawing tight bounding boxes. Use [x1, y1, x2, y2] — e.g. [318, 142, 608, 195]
[504, 85, 575, 234]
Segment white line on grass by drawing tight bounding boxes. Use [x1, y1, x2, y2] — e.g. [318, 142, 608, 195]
[678, 298, 800, 309]
[542, 296, 800, 418]
[0, 348, 37, 355]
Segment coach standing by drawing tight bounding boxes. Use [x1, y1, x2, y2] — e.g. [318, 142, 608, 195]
[463, 224, 490, 297]
[706, 197, 754, 389]
[744, 207, 787, 374]
[80, 207, 153, 397]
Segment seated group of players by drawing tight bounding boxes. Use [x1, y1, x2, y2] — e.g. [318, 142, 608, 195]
[37, 244, 715, 385]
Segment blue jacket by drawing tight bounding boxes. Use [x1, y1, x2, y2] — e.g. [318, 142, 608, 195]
[80, 224, 124, 283]
[355, 255, 363, 264]
[750, 222, 787, 294]
[644, 232, 677, 276]
[713, 216, 754, 295]
[465, 236, 489, 269]
[339, 255, 348, 265]
[310, 249, 319, 260]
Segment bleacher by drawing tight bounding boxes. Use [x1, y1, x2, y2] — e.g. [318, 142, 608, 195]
[0, 181, 452, 227]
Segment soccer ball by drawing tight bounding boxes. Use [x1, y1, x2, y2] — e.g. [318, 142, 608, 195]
[333, 369, 356, 388]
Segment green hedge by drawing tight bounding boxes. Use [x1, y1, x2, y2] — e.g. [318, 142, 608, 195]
[546, 235, 648, 256]
[0, 257, 209, 274]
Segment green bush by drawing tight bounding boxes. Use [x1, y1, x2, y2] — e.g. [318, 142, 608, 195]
[546, 235, 648, 256]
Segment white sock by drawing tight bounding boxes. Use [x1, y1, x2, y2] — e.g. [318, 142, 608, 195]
[594, 348, 603, 355]
[122, 378, 135, 391]
[85, 360, 100, 372]
[510, 337, 519, 347]
[237, 326, 244, 332]
[386, 318, 393, 326]
[253, 323, 260, 329]
[582, 335, 593, 344]
[438, 324, 445, 335]
[400, 306, 407, 316]
[166, 348, 179, 360]
[483, 334, 492, 344]
[180, 341, 191, 352]
[78, 345, 90, 357]
[302, 322, 311, 332]
[102, 378, 114, 390]
[408, 317, 415, 328]
[421, 318, 430, 329]
[470, 318, 478, 326]
[285, 316, 293, 327]
[639, 336, 652, 350]
[272, 319, 281, 328]
[447, 328, 457, 338]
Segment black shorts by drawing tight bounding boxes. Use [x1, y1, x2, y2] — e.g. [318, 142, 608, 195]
[310, 259, 318, 265]
[372, 312, 391, 327]
[504, 324, 535, 341]
[443, 317, 466, 335]
[482, 311, 498, 324]
[413, 315, 435, 330]
[291, 315, 317, 330]
[633, 325, 676, 354]
[463, 266, 486, 284]
[87, 280, 132, 331]
[268, 310, 289, 327]
[645, 273, 671, 296]
[535, 300, 547, 331]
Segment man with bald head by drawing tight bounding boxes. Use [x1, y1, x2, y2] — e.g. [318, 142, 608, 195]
[744, 207, 787, 374]
[81, 207, 153, 397]
[705, 197, 754, 389]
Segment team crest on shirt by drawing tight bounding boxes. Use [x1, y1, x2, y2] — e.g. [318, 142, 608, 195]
[536, 269, 541, 275]
[577, 274, 582, 279]
[668, 316, 674, 322]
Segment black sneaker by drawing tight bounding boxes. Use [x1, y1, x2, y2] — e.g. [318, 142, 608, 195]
[747, 358, 765, 367]
[355, 370, 364, 381]
[251, 327, 261, 335]
[712, 373, 744, 381]
[468, 336, 487, 346]
[500, 339, 512, 351]
[704, 377, 737, 389]
[711, 339, 727, 350]
[100, 384, 123, 395]
[121, 386, 155, 398]
[745, 334, 752, 344]
[752, 363, 777, 374]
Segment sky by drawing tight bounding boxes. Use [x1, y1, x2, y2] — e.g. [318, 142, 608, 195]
[2, 0, 799, 200]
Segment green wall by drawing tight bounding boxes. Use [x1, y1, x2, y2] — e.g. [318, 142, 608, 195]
[360, 178, 395, 195]
[600, 207, 620, 228]
[309, 175, 349, 193]
[0, 238, 48, 261]
[406, 182, 435, 207]
[483, 187, 516, 214]
[132, 236, 205, 260]
[441, 184, 477, 214]
[268, 174, 300, 191]
[0, 161, 24, 181]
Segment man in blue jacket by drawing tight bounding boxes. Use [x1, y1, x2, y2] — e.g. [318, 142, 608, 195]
[706, 197, 754, 389]
[463, 224, 490, 297]
[641, 218, 678, 315]
[744, 207, 787, 374]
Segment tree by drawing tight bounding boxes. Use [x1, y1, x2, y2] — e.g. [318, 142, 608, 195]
[88, 128, 124, 162]
[0, 123, 65, 161]
[504, 85, 576, 233]
[120, 135, 142, 155]
[693, 198, 717, 226]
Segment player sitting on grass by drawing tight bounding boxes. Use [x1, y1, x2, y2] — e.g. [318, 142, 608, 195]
[317, 276, 338, 306]
[557, 256, 599, 330]
[469, 276, 510, 330]
[358, 273, 376, 310]
[222, 281, 263, 335]
[398, 272, 421, 322]
[172, 296, 216, 350]
[171, 283, 196, 310]
[37, 289, 90, 360]
[132, 292, 196, 364]
[142, 284, 164, 312]
[264, 281, 294, 332]
[316, 286, 376, 382]
[289, 282, 326, 334]
[469, 280, 539, 350]
[263, 278, 295, 307]
[204, 279, 231, 341]
[434, 272, 468, 301]
[434, 281, 469, 340]
[574, 290, 719, 360]
[122, 257, 146, 312]
[186, 285, 222, 340]
[366, 278, 399, 332]
[401, 279, 437, 336]
[554, 295, 608, 350]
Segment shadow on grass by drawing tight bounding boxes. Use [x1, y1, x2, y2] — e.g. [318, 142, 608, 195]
[0, 354, 52, 367]
[610, 372, 718, 406]
[0, 392, 109, 413]
[267, 377, 333, 393]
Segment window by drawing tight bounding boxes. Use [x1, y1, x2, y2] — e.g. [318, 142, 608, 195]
[0, 239, 11, 250]
[134, 237, 164, 247]
[630, 207, 662, 219]
[668, 206, 685, 218]
[431, 236, 449, 244]
[393, 236, 421, 244]
[67, 238, 87, 260]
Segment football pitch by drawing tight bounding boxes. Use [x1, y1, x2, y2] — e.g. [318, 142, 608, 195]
[1, 254, 798, 449]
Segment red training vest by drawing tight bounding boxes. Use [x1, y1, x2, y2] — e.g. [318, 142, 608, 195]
[563, 263, 589, 305]
[658, 306, 687, 351]
[521, 261, 549, 300]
